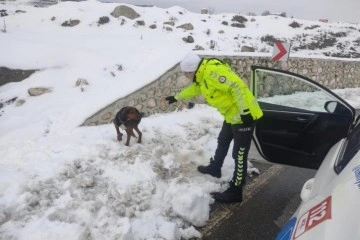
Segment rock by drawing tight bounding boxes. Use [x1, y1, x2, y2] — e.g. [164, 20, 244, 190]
[201, 8, 208, 14]
[16, 99, 26, 107]
[61, 19, 80, 27]
[28, 87, 52, 96]
[147, 98, 156, 108]
[193, 45, 205, 50]
[163, 21, 175, 26]
[241, 46, 255, 52]
[111, 5, 140, 19]
[177, 23, 194, 31]
[101, 112, 112, 120]
[182, 35, 194, 43]
[136, 20, 145, 26]
[177, 75, 191, 87]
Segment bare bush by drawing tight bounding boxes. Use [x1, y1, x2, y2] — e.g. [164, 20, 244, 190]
[231, 23, 245, 28]
[98, 16, 110, 25]
[169, 16, 177, 22]
[293, 34, 336, 50]
[305, 25, 320, 30]
[208, 7, 215, 15]
[261, 10, 270, 16]
[260, 34, 277, 45]
[232, 15, 248, 23]
[289, 21, 301, 28]
[279, 12, 287, 17]
[324, 51, 360, 58]
[329, 31, 347, 38]
[0, 9, 8, 17]
[208, 40, 217, 50]
[205, 28, 211, 36]
[247, 12, 257, 16]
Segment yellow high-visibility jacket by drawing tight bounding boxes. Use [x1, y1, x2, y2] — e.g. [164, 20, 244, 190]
[175, 58, 263, 124]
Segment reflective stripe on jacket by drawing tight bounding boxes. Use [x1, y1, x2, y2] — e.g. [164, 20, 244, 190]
[175, 58, 263, 124]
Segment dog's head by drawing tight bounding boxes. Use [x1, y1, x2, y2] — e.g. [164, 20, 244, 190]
[127, 108, 141, 121]
[118, 106, 143, 126]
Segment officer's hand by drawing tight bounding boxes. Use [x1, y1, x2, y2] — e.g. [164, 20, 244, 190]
[165, 96, 177, 104]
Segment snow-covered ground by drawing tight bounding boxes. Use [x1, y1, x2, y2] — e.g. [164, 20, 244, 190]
[1, 1, 360, 239]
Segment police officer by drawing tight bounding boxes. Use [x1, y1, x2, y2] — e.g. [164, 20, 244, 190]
[166, 52, 263, 203]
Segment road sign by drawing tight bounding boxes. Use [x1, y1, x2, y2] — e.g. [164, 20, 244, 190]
[272, 41, 290, 61]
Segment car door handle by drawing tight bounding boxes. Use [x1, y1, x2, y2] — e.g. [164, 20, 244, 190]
[296, 116, 309, 122]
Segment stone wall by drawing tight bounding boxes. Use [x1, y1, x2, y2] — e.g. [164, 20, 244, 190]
[82, 56, 360, 126]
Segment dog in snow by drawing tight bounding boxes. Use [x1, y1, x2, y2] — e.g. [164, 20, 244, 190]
[113, 106, 143, 146]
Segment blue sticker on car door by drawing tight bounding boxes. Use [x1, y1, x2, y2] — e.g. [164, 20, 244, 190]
[275, 217, 297, 240]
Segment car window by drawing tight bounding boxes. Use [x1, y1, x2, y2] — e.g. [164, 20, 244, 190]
[335, 122, 360, 173]
[254, 69, 343, 112]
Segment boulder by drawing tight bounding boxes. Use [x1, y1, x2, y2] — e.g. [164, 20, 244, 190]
[193, 45, 205, 50]
[136, 20, 145, 26]
[177, 23, 194, 31]
[28, 87, 52, 96]
[16, 99, 25, 107]
[182, 35, 194, 43]
[111, 5, 140, 19]
[201, 8, 208, 14]
[61, 19, 80, 27]
[241, 46, 255, 52]
[149, 24, 157, 29]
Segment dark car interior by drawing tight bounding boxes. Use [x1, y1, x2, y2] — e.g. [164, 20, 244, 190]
[254, 101, 353, 169]
[251, 66, 355, 170]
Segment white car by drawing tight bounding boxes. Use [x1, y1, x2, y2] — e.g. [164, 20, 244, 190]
[249, 66, 360, 240]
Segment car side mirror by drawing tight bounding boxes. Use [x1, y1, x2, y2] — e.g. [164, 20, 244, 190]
[324, 101, 337, 113]
[324, 101, 351, 115]
[300, 178, 314, 201]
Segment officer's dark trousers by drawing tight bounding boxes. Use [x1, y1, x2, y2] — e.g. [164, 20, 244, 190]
[213, 120, 256, 187]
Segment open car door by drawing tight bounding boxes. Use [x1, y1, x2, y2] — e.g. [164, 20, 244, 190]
[251, 66, 355, 169]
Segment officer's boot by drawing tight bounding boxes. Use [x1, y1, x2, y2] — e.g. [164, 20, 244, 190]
[197, 157, 221, 178]
[212, 181, 243, 203]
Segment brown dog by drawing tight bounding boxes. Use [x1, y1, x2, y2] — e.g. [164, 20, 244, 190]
[113, 106, 143, 146]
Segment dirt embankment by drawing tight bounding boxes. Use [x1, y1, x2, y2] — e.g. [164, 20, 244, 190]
[0, 67, 37, 86]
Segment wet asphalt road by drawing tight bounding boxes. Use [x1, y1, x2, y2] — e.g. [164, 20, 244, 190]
[196, 161, 316, 240]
